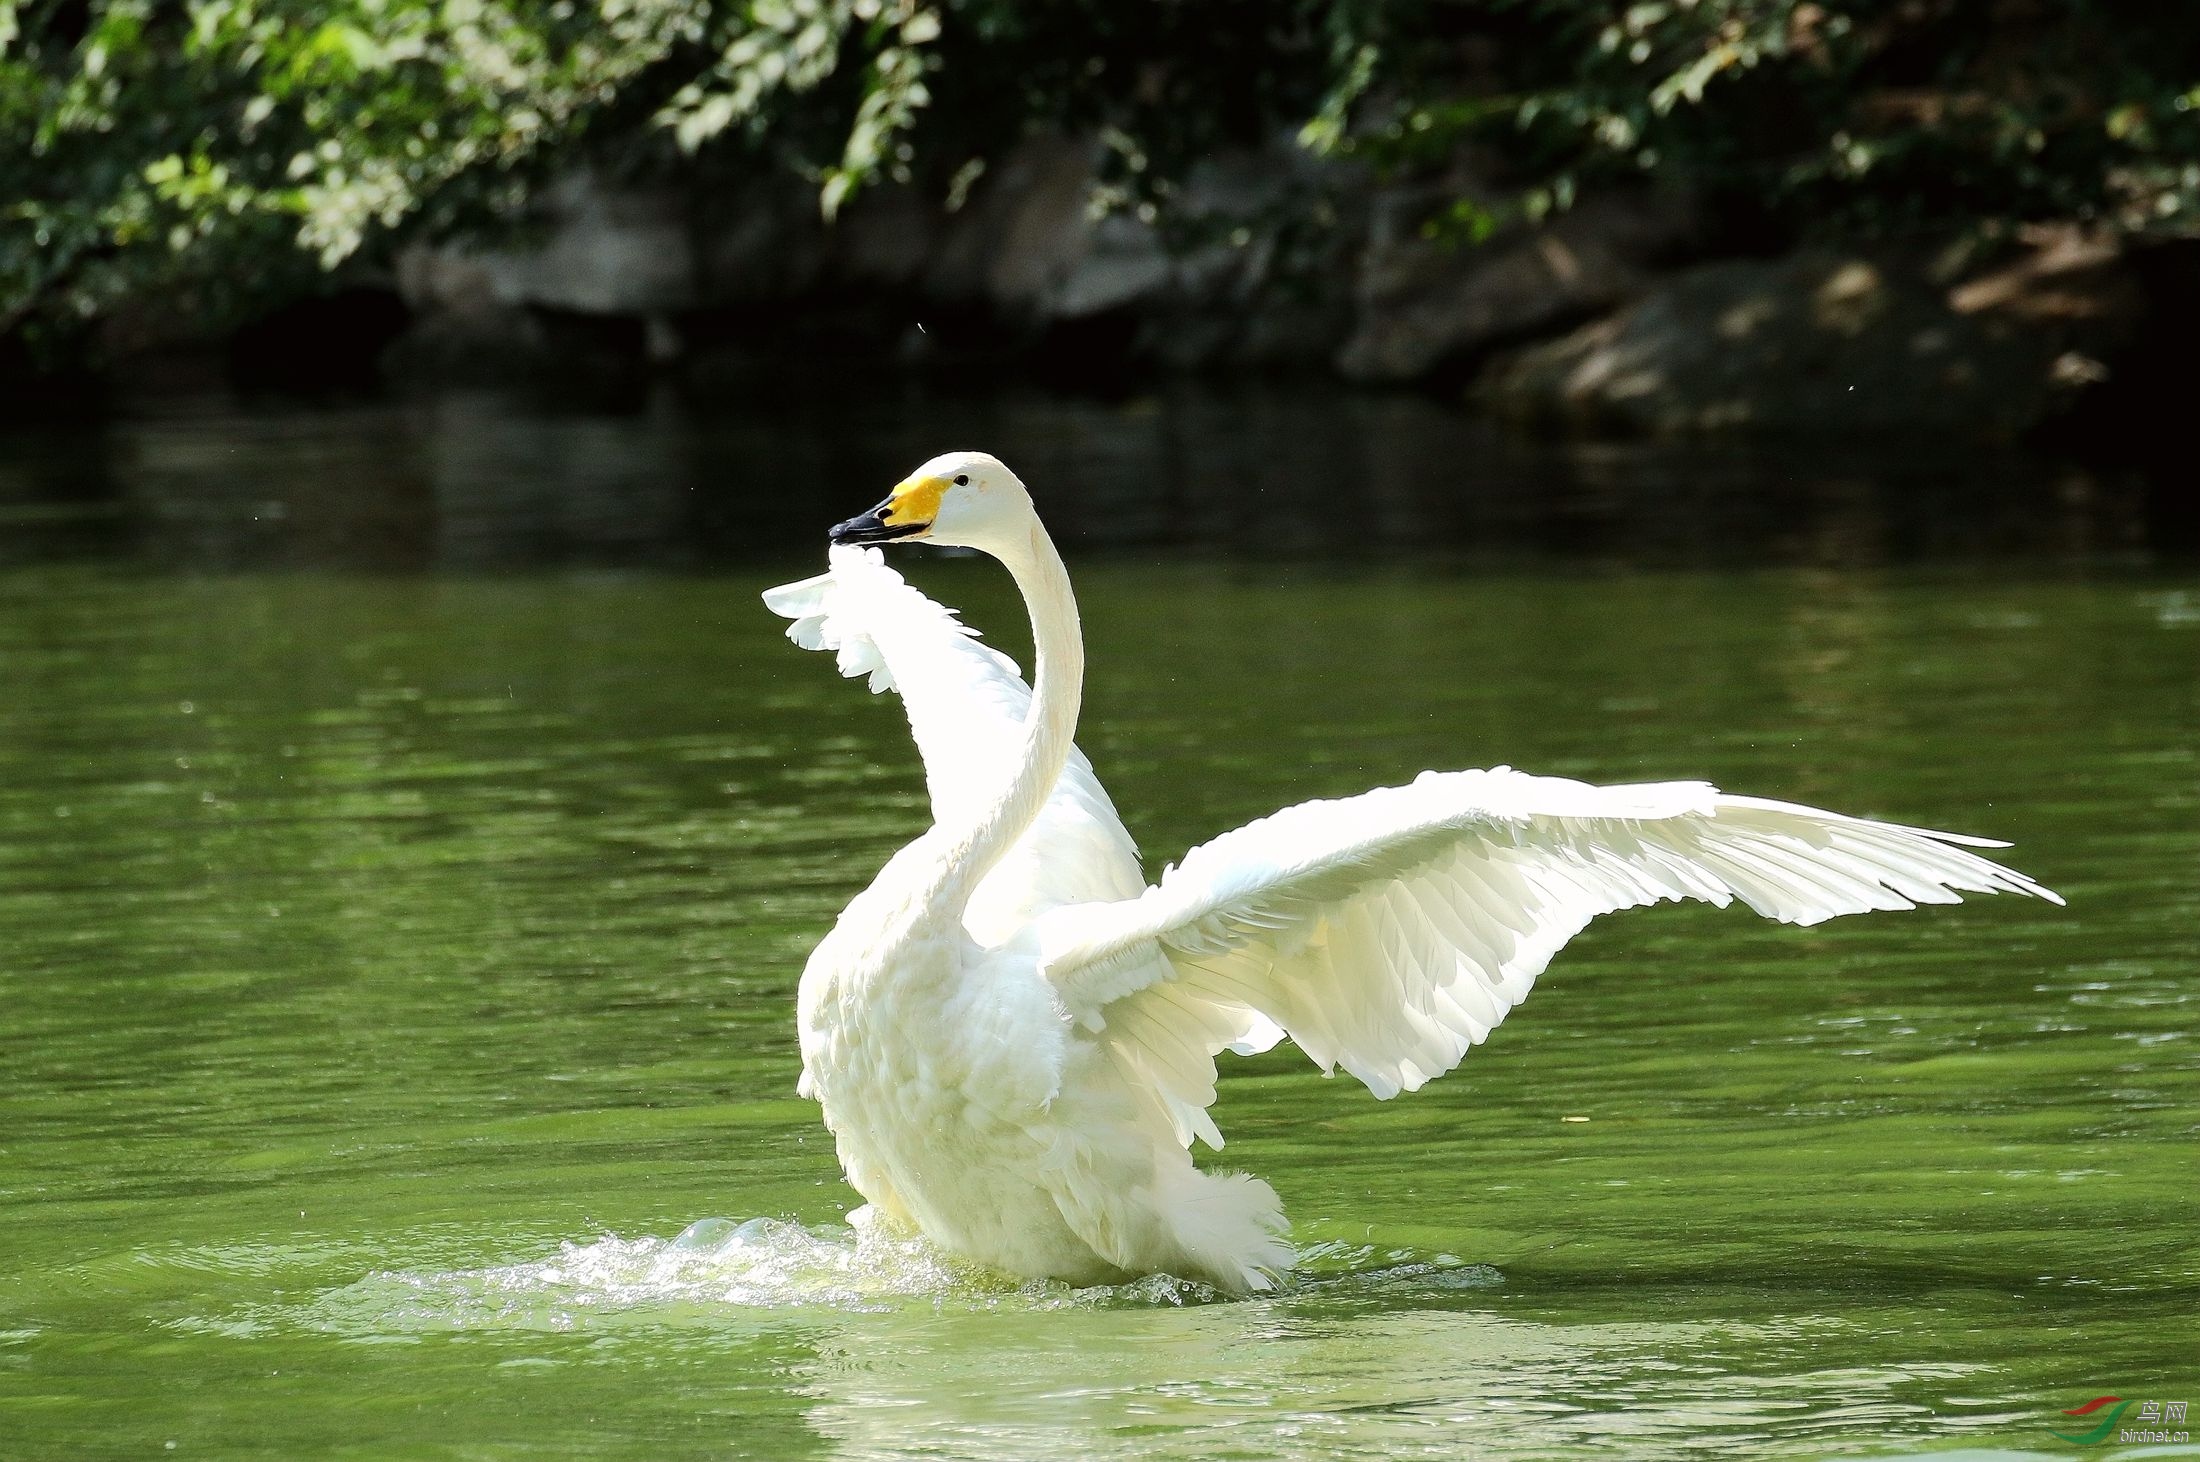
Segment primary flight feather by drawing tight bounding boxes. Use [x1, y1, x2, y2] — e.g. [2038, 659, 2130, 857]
[764, 451, 2060, 1294]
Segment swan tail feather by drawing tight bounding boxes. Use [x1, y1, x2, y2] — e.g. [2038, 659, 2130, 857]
[1150, 1162, 1290, 1295]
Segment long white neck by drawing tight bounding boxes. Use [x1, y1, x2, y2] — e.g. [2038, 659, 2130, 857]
[935, 516, 1083, 908]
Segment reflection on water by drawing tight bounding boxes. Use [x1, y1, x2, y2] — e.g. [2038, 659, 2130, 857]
[793, 1311, 1969, 1462]
[0, 379, 2182, 571]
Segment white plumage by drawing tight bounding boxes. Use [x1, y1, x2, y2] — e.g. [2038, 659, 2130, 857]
[764, 452, 2061, 1294]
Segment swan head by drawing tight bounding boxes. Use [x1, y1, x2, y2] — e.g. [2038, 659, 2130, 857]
[829, 451, 1033, 554]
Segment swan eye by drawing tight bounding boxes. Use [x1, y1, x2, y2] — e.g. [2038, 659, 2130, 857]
[953, 474, 969, 486]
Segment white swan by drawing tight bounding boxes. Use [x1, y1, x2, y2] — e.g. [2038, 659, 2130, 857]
[762, 451, 2061, 1294]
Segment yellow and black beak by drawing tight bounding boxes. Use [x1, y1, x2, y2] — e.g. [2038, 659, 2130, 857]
[828, 498, 924, 545]
[828, 474, 948, 545]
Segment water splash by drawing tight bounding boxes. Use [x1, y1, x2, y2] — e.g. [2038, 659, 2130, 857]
[301, 1210, 1258, 1336]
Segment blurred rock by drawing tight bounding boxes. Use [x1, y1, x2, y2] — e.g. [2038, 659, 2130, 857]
[1477, 253, 2079, 438]
[391, 247, 549, 377]
[1945, 224, 2145, 405]
[696, 175, 828, 301]
[386, 147, 2151, 444]
[1338, 189, 1694, 381]
[396, 133, 1359, 374]
[923, 134, 1098, 306]
[1051, 212, 1176, 318]
[830, 184, 941, 290]
[1948, 224, 2143, 331]
[475, 172, 693, 314]
[395, 171, 684, 375]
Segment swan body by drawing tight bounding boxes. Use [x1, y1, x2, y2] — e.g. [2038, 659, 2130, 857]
[764, 452, 2061, 1293]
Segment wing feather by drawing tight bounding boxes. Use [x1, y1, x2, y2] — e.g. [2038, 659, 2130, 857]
[1036, 765, 2060, 1132]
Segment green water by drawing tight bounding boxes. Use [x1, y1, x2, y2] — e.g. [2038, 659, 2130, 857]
[1, 552, 2194, 1460]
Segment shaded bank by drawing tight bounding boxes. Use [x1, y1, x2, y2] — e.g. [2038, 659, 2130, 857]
[381, 143, 2196, 455]
[48, 132, 2182, 519]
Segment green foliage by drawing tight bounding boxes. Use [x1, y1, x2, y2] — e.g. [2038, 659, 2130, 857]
[2, 0, 938, 352]
[4, 0, 2196, 359]
[1330, 0, 2200, 241]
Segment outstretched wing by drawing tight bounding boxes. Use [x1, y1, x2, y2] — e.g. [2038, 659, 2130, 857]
[1036, 767, 2061, 1132]
[763, 546, 1143, 923]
